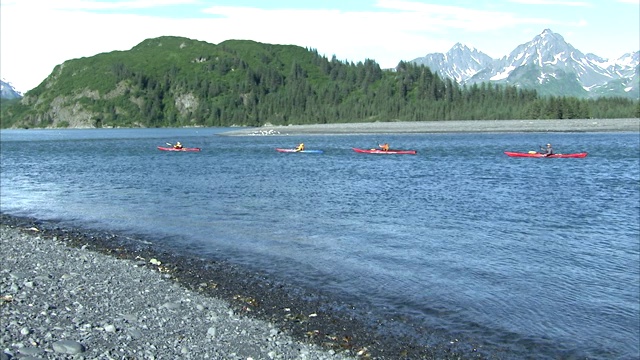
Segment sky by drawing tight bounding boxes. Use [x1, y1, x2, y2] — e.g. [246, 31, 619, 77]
[1, 0, 638, 93]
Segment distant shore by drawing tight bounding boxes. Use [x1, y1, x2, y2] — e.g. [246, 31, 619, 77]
[220, 118, 640, 136]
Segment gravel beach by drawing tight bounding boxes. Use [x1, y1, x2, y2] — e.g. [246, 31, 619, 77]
[0, 218, 360, 360]
[1, 215, 484, 360]
[220, 118, 639, 136]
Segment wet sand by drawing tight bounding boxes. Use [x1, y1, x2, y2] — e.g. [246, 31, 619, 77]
[221, 118, 640, 136]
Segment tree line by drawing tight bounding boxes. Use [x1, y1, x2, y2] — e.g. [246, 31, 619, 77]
[2, 37, 638, 129]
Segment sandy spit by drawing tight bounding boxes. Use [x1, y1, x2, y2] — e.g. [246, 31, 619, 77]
[220, 118, 640, 136]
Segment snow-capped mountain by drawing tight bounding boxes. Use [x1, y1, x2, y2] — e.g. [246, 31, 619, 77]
[410, 29, 639, 99]
[411, 43, 494, 84]
[1, 79, 23, 100]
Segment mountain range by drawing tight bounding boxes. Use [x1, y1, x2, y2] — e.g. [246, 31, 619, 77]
[1, 29, 638, 101]
[410, 29, 639, 99]
[2, 34, 637, 129]
[1, 79, 22, 100]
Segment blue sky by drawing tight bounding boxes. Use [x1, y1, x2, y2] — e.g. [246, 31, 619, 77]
[1, 0, 638, 92]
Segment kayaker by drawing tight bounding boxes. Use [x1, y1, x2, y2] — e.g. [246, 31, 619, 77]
[379, 143, 390, 151]
[174, 142, 183, 149]
[295, 143, 304, 152]
[541, 143, 553, 156]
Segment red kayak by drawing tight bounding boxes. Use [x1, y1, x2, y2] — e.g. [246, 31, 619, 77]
[504, 151, 587, 158]
[353, 148, 417, 155]
[157, 146, 201, 152]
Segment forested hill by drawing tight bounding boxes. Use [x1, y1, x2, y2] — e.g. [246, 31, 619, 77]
[1, 36, 638, 129]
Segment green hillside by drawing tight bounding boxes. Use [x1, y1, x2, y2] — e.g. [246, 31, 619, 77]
[1, 36, 638, 129]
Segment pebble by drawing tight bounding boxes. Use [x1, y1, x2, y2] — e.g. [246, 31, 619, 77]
[52, 340, 85, 354]
[17, 347, 43, 356]
[104, 324, 116, 332]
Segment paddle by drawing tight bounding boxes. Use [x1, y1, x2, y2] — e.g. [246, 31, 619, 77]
[167, 142, 184, 149]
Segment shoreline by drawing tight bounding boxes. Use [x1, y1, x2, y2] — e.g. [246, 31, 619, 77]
[219, 118, 640, 136]
[1, 214, 481, 359]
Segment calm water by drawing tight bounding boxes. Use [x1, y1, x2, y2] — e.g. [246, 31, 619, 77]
[1, 127, 639, 359]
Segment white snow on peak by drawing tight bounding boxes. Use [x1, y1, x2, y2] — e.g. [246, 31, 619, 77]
[538, 74, 546, 84]
[539, 72, 560, 84]
[615, 53, 637, 67]
[453, 43, 477, 52]
[1, 78, 23, 96]
[588, 52, 637, 69]
[536, 49, 543, 67]
[594, 57, 616, 68]
[544, 53, 562, 65]
[470, 55, 483, 64]
[490, 66, 515, 81]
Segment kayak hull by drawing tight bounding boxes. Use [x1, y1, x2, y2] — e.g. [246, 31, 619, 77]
[276, 148, 323, 153]
[157, 146, 201, 152]
[353, 147, 417, 155]
[504, 151, 587, 158]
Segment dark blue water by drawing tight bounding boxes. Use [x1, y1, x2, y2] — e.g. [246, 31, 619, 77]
[1, 127, 639, 359]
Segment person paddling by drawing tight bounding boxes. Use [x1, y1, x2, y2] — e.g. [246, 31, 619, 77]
[295, 143, 305, 152]
[173, 142, 183, 149]
[541, 143, 553, 156]
[378, 143, 390, 151]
